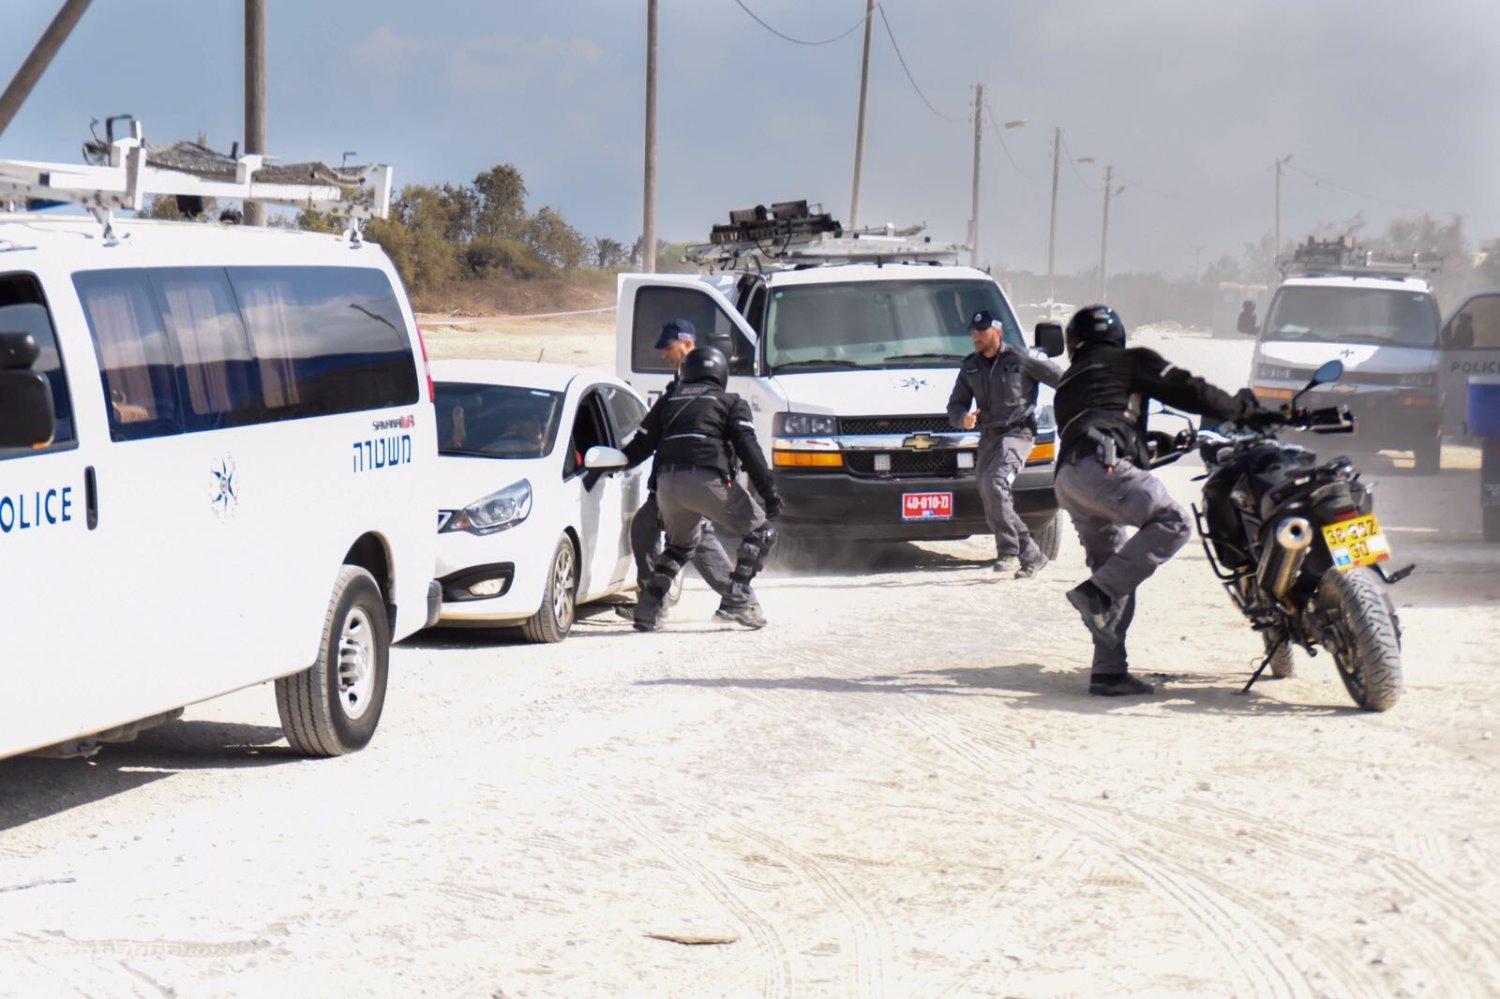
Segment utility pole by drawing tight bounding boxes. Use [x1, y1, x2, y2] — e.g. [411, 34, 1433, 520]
[642, 0, 659, 272]
[1099, 165, 1125, 302]
[0, 0, 93, 141]
[1046, 126, 1061, 315]
[1191, 242, 1205, 281]
[848, 0, 875, 229]
[243, 0, 266, 226]
[1274, 153, 1293, 260]
[968, 84, 983, 268]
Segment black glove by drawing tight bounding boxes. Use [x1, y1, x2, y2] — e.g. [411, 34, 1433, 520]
[1242, 407, 1285, 431]
[764, 493, 785, 521]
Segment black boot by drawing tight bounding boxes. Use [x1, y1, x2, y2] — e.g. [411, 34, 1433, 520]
[1088, 672, 1154, 697]
[1066, 580, 1126, 647]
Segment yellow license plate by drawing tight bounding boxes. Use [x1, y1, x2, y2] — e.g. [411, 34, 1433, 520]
[1321, 513, 1390, 571]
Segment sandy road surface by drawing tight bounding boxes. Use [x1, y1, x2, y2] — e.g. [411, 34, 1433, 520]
[1, 319, 1497, 997]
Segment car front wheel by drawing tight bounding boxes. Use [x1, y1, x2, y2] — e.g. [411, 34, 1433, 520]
[522, 535, 578, 643]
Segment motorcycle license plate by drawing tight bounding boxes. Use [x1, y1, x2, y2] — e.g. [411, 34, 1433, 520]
[1322, 513, 1390, 571]
[902, 491, 953, 521]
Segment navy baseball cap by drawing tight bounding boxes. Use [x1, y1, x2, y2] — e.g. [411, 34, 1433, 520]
[654, 319, 697, 349]
[969, 309, 999, 330]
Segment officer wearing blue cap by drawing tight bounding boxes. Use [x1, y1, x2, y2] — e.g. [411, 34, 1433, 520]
[947, 308, 1062, 577]
[617, 319, 737, 621]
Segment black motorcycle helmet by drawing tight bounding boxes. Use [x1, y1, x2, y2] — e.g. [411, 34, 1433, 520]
[679, 345, 729, 388]
[1065, 305, 1127, 358]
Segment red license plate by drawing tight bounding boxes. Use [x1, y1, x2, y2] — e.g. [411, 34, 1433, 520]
[902, 491, 953, 521]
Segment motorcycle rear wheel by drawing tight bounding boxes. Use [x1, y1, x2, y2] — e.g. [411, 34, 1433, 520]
[1318, 567, 1403, 711]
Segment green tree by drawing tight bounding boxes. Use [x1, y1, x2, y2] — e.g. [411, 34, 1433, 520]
[473, 164, 528, 241]
[593, 236, 625, 269]
[526, 206, 588, 270]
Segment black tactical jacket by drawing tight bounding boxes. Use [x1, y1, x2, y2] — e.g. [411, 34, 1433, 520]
[1054, 343, 1256, 465]
[623, 382, 778, 501]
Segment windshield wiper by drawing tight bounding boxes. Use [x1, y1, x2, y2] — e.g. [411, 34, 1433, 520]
[883, 352, 965, 363]
[772, 359, 863, 371]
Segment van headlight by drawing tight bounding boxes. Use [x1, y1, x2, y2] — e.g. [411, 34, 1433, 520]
[443, 479, 532, 534]
[775, 412, 840, 437]
[1399, 371, 1436, 388]
[1255, 362, 1294, 380]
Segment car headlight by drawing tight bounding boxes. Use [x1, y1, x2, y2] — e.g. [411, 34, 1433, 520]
[442, 479, 533, 535]
[775, 412, 840, 437]
[1399, 371, 1436, 388]
[1255, 362, 1294, 380]
[1035, 404, 1055, 430]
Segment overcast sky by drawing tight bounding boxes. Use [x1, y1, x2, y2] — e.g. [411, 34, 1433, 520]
[3, 0, 1497, 277]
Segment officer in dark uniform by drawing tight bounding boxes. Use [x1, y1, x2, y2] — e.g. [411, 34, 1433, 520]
[1052, 305, 1275, 696]
[621, 345, 783, 632]
[614, 319, 736, 620]
[947, 309, 1062, 577]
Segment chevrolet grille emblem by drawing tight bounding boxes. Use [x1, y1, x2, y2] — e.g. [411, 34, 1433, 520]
[903, 433, 938, 450]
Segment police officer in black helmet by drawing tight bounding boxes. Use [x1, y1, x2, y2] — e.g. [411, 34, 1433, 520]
[620, 345, 783, 631]
[1053, 305, 1275, 696]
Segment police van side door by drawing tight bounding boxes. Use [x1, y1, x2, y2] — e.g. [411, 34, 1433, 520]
[0, 270, 106, 758]
[1440, 292, 1500, 434]
[616, 274, 760, 405]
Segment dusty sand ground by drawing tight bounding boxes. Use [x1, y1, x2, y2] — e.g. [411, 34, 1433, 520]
[1, 317, 1496, 998]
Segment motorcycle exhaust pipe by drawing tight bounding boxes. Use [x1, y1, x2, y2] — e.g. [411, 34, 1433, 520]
[1257, 516, 1314, 600]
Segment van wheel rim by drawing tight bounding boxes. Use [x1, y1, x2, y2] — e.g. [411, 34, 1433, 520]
[552, 544, 576, 627]
[336, 607, 376, 720]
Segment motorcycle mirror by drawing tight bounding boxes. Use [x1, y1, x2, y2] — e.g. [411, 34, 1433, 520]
[1292, 359, 1345, 408]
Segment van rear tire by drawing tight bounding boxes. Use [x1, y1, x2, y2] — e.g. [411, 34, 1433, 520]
[277, 566, 389, 756]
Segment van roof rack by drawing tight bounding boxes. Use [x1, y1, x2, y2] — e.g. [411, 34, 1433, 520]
[0, 118, 392, 220]
[683, 200, 965, 269]
[1276, 235, 1441, 279]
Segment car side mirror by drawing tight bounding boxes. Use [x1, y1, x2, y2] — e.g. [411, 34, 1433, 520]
[1236, 303, 1258, 336]
[584, 445, 628, 470]
[1034, 321, 1064, 358]
[0, 370, 56, 448]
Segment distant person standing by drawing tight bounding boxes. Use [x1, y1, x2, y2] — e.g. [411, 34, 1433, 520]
[947, 309, 1062, 577]
[615, 319, 737, 620]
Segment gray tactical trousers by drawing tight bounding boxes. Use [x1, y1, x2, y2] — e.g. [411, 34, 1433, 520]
[1053, 454, 1192, 673]
[657, 468, 766, 608]
[630, 490, 735, 597]
[977, 431, 1041, 563]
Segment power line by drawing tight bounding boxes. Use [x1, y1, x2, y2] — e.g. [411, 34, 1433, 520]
[983, 103, 1034, 179]
[876, 4, 965, 124]
[730, 0, 872, 47]
[1284, 162, 1465, 219]
[1059, 134, 1094, 191]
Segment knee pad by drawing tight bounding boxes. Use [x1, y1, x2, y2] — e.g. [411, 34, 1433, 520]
[730, 526, 777, 585]
[644, 543, 693, 597]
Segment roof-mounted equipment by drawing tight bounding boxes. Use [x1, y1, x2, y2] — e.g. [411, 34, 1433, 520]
[686, 200, 965, 269]
[0, 117, 392, 220]
[1276, 235, 1442, 279]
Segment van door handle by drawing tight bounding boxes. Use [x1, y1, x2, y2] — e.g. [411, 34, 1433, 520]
[84, 466, 98, 530]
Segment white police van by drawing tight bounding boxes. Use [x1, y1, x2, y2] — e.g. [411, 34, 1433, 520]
[616, 203, 1065, 554]
[0, 125, 438, 761]
[1242, 237, 1445, 472]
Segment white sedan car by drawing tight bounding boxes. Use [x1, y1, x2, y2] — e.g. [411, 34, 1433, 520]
[431, 360, 650, 642]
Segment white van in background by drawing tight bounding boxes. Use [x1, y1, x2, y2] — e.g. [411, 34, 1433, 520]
[616, 203, 1066, 556]
[0, 129, 438, 762]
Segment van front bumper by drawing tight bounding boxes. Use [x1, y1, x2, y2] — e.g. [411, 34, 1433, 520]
[772, 464, 1057, 541]
[1253, 381, 1441, 446]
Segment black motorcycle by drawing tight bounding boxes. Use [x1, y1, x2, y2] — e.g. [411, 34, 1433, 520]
[1151, 360, 1412, 711]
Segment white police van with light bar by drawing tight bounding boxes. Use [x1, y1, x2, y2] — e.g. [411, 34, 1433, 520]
[616, 201, 1064, 552]
[0, 119, 437, 763]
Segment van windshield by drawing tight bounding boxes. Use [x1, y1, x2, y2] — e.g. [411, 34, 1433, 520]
[764, 279, 1023, 373]
[1263, 286, 1440, 348]
[435, 382, 563, 459]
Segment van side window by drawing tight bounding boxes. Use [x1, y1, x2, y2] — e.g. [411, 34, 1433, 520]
[74, 270, 185, 441]
[228, 266, 419, 419]
[633, 286, 755, 376]
[0, 272, 76, 459]
[149, 268, 262, 430]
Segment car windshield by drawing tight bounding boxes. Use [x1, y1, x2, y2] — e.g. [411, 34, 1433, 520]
[435, 382, 563, 459]
[764, 278, 1024, 373]
[1263, 286, 1440, 348]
